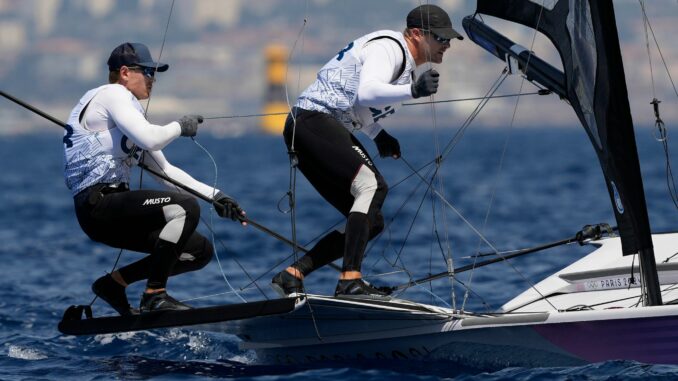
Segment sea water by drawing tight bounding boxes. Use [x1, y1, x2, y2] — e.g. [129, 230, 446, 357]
[2, 127, 678, 380]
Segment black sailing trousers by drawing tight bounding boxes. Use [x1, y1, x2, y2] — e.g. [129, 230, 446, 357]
[74, 184, 213, 289]
[283, 109, 387, 275]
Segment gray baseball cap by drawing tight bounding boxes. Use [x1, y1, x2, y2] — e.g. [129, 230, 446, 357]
[406, 4, 463, 40]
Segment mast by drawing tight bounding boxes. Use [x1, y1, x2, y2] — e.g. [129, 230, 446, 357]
[467, 0, 662, 305]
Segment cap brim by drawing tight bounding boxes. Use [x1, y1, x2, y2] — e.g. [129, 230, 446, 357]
[138, 61, 169, 72]
[432, 27, 464, 40]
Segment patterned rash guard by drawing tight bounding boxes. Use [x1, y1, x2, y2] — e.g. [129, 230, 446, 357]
[294, 30, 417, 139]
[63, 84, 218, 197]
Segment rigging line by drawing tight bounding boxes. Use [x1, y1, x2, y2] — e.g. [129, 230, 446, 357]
[460, 0, 559, 312]
[364, 162, 438, 274]
[654, 114, 678, 210]
[383, 166, 440, 283]
[397, 269, 496, 312]
[429, 89, 456, 308]
[280, 1, 322, 342]
[638, 0, 678, 99]
[314, 157, 440, 267]
[281, 0, 309, 281]
[137, 157, 273, 299]
[402, 91, 545, 106]
[191, 137, 247, 303]
[136, 0, 258, 302]
[439, 69, 510, 160]
[462, 101, 515, 310]
[143, 0, 175, 116]
[639, 0, 657, 99]
[398, 6, 515, 308]
[417, 0, 434, 67]
[355, 2, 444, 280]
[662, 134, 678, 210]
[391, 224, 617, 287]
[476, 0, 559, 311]
[431, 175, 456, 309]
[193, 91, 546, 122]
[415, 0, 456, 307]
[139, 153, 268, 300]
[87, 248, 125, 308]
[203, 112, 288, 120]
[639, 2, 678, 211]
[201, 214, 269, 299]
[427, 197, 440, 302]
[131, 0, 175, 179]
[136, 159, 308, 253]
[401, 155, 499, 253]
[385, 70, 510, 278]
[283, 0, 309, 140]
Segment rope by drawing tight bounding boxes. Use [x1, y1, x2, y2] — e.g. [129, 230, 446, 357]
[282, 1, 310, 275]
[191, 138, 248, 303]
[638, 0, 678, 99]
[143, 0, 175, 115]
[639, 1, 678, 212]
[195, 92, 546, 122]
[461, 4, 558, 312]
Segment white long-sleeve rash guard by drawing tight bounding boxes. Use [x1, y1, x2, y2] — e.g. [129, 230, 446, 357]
[356, 38, 413, 107]
[83, 85, 221, 199]
[85, 84, 182, 151]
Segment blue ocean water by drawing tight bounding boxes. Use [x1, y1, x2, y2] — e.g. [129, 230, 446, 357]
[2, 126, 678, 380]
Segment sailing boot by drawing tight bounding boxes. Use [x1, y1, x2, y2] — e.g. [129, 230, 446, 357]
[92, 274, 138, 316]
[139, 291, 191, 313]
[334, 278, 391, 300]
[271, 270, 304, 297]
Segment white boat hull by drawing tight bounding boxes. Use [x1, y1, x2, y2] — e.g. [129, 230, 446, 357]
[204, 295, 678, 367]
[198, 233, 678, 367]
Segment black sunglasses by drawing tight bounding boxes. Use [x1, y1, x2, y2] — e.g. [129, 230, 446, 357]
[423, 29, 451, 44]
[126, 66, 156, 78]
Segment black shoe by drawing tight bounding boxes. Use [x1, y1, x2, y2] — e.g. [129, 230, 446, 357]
[140, 291, 191, 312]
[335, 279, 391, 300]
[271, 271, 304, 297]
[92, 274, 138, 316]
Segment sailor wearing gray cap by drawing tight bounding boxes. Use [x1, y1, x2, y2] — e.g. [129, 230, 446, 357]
[406, 4, 464, 42]
[272, 4, 461, 299]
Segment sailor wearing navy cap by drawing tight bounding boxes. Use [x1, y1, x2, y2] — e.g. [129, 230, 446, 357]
[272, 5, 462, 298]
[64, 42, 245, 315]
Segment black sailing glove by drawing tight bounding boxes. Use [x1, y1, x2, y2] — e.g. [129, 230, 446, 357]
[178, 114, 204, 137]
[213, 192, 245, 222]
[411, 69, 440, 98]
[374, 130, 401, 159]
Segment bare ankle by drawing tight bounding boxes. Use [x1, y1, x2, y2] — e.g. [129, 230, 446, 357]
[339, 271, 362, 280]
[285, 267, 304, 280]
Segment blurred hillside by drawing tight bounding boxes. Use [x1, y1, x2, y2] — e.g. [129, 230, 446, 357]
[0, 0, 676, 134]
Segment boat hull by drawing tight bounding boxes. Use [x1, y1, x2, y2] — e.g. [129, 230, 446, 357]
[209, 296, 678, 367]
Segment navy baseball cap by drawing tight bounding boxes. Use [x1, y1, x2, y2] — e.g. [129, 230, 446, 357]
[107, 42, 169, 72]
[407, 4, 463, 40]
